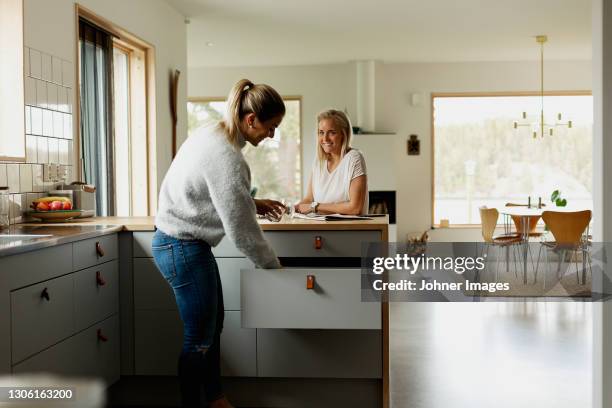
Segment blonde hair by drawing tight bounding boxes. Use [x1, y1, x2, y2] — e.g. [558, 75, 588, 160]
[219, 79, 285, 147]
[316, 109, 353, 163]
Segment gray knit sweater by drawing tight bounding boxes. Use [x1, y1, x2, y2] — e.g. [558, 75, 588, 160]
[155, 125, 281, 269]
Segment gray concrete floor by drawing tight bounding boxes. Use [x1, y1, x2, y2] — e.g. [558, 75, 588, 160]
[390, 301, 592, 408]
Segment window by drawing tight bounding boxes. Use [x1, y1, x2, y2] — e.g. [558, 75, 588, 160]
[77, 6, 155, 216]
[187, 98, 302, 202]
[433, 93, 593, 226]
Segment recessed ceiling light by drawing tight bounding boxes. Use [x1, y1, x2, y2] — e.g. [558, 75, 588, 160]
[206, 42, 214, 47]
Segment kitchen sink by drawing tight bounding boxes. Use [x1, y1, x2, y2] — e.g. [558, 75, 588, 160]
[0, 234, 52, 244]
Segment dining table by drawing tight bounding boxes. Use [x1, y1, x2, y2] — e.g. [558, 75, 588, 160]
[498, 206, 545, 284]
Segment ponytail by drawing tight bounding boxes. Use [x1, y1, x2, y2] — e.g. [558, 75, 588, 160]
[220, 78, 285, 147]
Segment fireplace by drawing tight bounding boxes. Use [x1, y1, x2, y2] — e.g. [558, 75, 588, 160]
[368, 191, 396, 224]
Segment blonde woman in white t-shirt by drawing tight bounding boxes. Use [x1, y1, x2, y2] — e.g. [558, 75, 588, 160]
[295, 109, 368, 215]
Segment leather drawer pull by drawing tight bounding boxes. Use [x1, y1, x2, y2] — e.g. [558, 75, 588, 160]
[96, 271, 106, 287]
[306, 275, 315, 289]
[40, 287, 50, 301]
[314, 236, 322, 250]
[97, 329, 108, 342]
[96, 242, 105, 258]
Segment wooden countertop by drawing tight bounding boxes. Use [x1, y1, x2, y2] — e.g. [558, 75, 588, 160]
[21, 215, 389, 234]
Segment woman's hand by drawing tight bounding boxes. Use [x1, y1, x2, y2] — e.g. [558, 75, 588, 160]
[295, 203, 313, 214]
[254, 199, 286, 217]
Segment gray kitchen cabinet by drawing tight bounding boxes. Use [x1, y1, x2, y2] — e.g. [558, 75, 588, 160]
[257, 329, 382, 378]
[264, 230, 380, 257]
[13, 314, 120, 385]
[241, 267, 380, 329]
[74, 260, 119, 331]
[11, 273, 75, 363]
[0, 232, 120, 386]
[73, 234, 119, 271]
[132, 233, 256, 377]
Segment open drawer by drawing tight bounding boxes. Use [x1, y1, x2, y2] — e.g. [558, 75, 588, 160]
[240, 268, 380, 330]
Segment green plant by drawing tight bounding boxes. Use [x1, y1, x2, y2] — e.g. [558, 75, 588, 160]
[551, 190, 568, 207]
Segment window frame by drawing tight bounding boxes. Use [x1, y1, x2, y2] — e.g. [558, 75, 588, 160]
[187, 95, 304, 197]
[430, 90, 592, 228]
[75, 4, 157, 215]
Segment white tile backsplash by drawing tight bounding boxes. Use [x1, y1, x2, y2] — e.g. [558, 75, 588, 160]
[57, 87, 67, 112]
[29, 49, 42, 79]
[9, 193, 25, 224]
[32, 164, 43, 191]
[52, 57, 62, 84]
[48, 138, 59, 164]
[59, 140, 68, 165]
[24, 46, 30, 76]
[53, 111, 63, 138]
[41, 53, 52, 82]
[0, 164, 7, 187]
[66, 89, 73, 114]
[19, 164, 33, 192]
[63, 114, 73, 139]
[31, 107, 42, 135]
[26, 135, 37, 163]
[25, 106, 31, 134]
[37, 137, 48, 164]
[47, 83, 57, 111]
[42, 109, 53, 137]
[62, 61, 73, 88]
[6, 165, 19, 193]
[36, 79, 47, 109]
[25, 77, 36, 106]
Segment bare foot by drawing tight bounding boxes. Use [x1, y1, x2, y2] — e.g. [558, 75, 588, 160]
[209, 396, 234, 408]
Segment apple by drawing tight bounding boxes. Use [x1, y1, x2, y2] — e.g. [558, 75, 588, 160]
[62, 201, 72, 210]
[36, 202, 50, 211]
[49, 201, 63, 211]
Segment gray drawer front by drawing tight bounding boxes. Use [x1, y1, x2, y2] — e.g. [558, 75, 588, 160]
[241, 268, 380, 329]
[134, 310, 255, 377]
[73, 234, 118, 271]
[134, 257, 251, 311]
[11, 274, 74, 363]
[3, 244, 72, 290]
[13, 314, 120, 385]
[134, 232, 244, 258]
[133, 232, 153, 257]
[265, 231, 380, 257]
[257, 329, 382, 378]
[74, 260, 119, 331]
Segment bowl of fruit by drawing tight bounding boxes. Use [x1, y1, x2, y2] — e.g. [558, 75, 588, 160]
[28, 197, 84, 222]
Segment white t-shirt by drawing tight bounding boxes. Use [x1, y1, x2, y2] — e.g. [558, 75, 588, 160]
[311, 149, 369, 214]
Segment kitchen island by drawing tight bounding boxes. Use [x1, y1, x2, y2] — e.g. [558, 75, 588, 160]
[2, 215, 389, 408]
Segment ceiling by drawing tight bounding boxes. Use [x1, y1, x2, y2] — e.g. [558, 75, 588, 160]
[165, 0, 592, 68]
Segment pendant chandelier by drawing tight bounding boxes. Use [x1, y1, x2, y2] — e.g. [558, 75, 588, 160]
[513, 35, 572, 138]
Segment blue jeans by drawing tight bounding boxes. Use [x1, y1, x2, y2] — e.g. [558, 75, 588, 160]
[152, 229, 224, 406]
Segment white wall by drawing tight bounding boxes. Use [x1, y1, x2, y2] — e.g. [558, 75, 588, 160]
[189, 60, 592, 241]
[23, 0, 188, 192]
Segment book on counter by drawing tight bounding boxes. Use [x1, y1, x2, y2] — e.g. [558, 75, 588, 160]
[291, 212, 374, 221]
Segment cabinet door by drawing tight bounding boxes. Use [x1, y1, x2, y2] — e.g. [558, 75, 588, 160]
[265, 231, 380, 257]
[257, 329, 382, 379]
[13, 315, 120, 385]
[73, 234, 118, 271]
[134, 257, 251, 312]
[241, 268, 380, 329]
[134, 310, 256, 377]
[74, 260, 119, 331]
[11, 274, 74, 363]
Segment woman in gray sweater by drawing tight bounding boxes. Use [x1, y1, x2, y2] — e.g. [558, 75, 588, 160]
[153, 79, 285, 408]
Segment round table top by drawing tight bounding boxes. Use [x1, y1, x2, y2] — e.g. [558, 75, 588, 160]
[499, 206, 590, 217]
